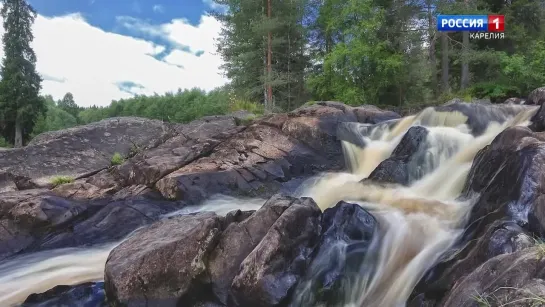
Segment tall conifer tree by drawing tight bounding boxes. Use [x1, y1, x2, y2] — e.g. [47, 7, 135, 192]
[0, 0, 44, 147]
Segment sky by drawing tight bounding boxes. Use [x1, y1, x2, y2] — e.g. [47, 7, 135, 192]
[0, 0, 227, 107]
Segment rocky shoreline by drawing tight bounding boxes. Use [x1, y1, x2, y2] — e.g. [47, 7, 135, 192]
[2, 86, 545, 307]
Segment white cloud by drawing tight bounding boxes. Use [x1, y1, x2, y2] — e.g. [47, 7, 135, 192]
[0, 11, 226, 107]
[202, 0, 227, 11]
[152, 4, 164, 13]
[117, 15, 221, 54]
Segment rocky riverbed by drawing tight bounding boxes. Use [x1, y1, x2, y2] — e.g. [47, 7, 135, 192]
[1, 86, 545, 307]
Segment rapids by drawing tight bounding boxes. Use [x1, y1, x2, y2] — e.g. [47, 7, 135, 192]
[0, 103, 539, 307]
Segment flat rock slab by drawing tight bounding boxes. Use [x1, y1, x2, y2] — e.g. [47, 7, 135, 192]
[0, 117, 176, 188]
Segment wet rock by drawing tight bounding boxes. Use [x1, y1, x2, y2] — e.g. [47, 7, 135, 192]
[442, 247, 545, 307]
[410, 126, 545, 304]
[504, 97, 525, 105]
[291, 201, 378, 306]
[0, 188, 182, 260]
[367, 126, 429, 185]
[431, 102, 527, 136]
[529, 100, 545, 132]
[336, 120, 399, 148]
[353, 106, 400, 124]
[103, 195, 321, 307]
[230, 197, 322, 306]
[31, 197, 182, 252]
[0, 189, 95, 259]
[1, 117, 176, 188]
[527, 86, 545, 105]
[207, 195, 294, 305]
[104, 212, 224, 307]
[22, 282, 106, 307]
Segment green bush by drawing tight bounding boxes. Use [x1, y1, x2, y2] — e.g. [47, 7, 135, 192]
[111, 152, 124, 165]
[50, 176, 74, 187]
[468, 82, 520, 103]
[229, 97, 265, 115]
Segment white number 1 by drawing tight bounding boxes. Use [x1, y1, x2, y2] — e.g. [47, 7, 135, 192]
[492, 18, 499, 29]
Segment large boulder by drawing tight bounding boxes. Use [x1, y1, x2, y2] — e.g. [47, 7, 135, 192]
[442, 246, 545, 307]
[206, 196, 295, 305]
[49, 117, 241, 200]
[155, 124, 332, 202]
[291, 201, 378, 306]
[104, 212, 224, 307]
[103, 195, 321, 307]
[153, 104, 399, 203]
[0, 117, 176, 189]
[409, 126, 545, 304]
[367, 126, 429, 185]
[527, 86, 545, 105]
[229, 197, 321, 306]
[0, 188, 182, 260]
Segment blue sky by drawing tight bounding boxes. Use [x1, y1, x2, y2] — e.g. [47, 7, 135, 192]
[28, 0, 210, 33]
[0, 0, 227, 107]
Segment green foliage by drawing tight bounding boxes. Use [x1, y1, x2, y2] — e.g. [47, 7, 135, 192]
[57, 92, 81, 120]
[0, 0, 44, 147]
[0, 136, 11, 147]
[78, 88, 231, 125]
[229, 94, 265, 115]
[31, 96, 78, 137]
[50, 175, 74, 187]
[111, 152, 124, 166]
[211, 0, 310, 111]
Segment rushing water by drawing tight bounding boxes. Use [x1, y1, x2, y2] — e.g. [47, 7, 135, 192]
[0, 103, 538, 307]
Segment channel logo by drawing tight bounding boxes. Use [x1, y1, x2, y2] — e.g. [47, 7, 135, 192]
[437, 15, 505, 32]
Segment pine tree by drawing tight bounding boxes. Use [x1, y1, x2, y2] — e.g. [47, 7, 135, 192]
[0, 0, 44, 147]
[210, 0, 310, 111]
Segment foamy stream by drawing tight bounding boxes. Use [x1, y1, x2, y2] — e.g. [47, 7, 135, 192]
[0, 103, 538, 306]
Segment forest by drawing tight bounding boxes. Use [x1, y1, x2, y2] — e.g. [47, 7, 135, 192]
[0, 0, 544, 147]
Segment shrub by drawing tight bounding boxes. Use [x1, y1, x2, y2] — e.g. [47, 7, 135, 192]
[111, 152, 124, 165]
[229, 96, 265, 115]
[50, 176, 74, 187]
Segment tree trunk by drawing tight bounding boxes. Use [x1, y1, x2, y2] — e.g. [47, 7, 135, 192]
[14, 117, 23, 148]
[460, 0, 470, 90]
[461, 31, 469, 90]
[266, 0, 273, 112]
[427, 2, 438, 95]
[441, 32, 450, 94]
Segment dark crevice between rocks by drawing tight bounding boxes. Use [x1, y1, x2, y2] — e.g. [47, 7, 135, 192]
[74, 167, 108, 181]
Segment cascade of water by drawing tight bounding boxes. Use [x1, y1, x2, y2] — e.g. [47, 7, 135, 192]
[0, 103, 538, 307]
[294, 104, 538, 306]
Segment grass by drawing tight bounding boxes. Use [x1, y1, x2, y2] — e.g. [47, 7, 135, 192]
[235, 115, 258, 126]
[304, 100, 318, 106]
[111, 152, 125, 165]
[471, 286, 545, 306]
[472, 290, 493, 307]
[229, 98, 265, 115]
[50, 175, 74, 187]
